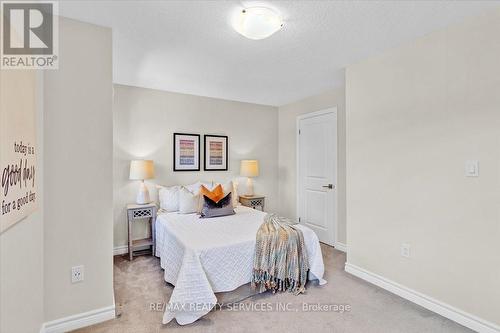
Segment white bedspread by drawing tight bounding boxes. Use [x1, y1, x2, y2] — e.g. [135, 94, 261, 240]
[155, 206, 326, 325]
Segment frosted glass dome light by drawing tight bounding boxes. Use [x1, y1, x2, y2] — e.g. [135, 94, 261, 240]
[234, 7, 283, 40]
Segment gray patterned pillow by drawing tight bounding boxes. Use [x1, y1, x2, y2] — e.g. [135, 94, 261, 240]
[200, 193, 235, 218]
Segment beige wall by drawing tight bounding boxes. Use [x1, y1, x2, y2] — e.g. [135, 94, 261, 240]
[43, 17, 114, 321]
[0, 70, 44, 333]
[113, 85, 278, 248]
[278, 87, 347, 244]
[346, 8, 500, 327]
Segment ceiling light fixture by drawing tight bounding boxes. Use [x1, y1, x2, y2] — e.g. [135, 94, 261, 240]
[233, 7, 284, 40]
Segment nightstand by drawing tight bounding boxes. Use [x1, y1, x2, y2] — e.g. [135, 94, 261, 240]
[239, 195, 265, 211]
[127, 203, 157, 261]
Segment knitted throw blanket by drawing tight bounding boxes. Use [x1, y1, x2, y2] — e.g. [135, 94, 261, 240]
[251, 214, 309, 295]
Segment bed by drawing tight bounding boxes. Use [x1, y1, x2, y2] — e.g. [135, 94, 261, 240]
[155, 205, 326, 325]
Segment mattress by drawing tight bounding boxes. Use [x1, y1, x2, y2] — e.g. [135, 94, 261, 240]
[155, 205, 326, 325]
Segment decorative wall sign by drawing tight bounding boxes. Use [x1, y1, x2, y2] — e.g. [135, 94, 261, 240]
[1, 71, 38, 233]
[204, 135, 228, 171]
[173, 133, 200, 171]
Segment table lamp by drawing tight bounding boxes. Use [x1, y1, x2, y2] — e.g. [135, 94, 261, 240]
[240, 160, 259, 196]
[129, 160, 155, 204]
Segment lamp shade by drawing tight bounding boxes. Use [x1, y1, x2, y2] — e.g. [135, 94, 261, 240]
[240, 160, 259, 177]
[129, 160, 155, 180]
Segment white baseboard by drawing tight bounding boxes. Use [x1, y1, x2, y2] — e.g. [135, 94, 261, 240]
[345, 263, 500, 333]
[113, 244, 150, 256]
[334, 242, 347, 252]
[41, 305, 116, 333]
[113, 245, 128, 256]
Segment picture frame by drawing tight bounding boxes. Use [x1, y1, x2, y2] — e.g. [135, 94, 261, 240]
[173, 133, 200, 171]
[204, 135, 228, 171]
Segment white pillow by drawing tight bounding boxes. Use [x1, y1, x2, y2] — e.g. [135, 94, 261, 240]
[158, 185, 180, 212]
[179, 186, 199, 214]
[232, 181, 239, 207]
[219, 181, 239, 208]
[185, 181, 214, 195]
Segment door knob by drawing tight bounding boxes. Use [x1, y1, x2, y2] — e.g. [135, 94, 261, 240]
[322, 184, 334, 189]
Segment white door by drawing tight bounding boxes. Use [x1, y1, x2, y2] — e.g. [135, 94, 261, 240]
[297, 109, 337, 246]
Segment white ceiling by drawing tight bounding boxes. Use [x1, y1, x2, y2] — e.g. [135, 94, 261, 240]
[60, 1, 500, 106]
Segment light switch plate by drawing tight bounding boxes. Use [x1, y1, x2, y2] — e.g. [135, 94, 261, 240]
[465, 160, 479, 177]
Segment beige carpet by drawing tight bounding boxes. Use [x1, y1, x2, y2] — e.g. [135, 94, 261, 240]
[74, 245, 472, 333]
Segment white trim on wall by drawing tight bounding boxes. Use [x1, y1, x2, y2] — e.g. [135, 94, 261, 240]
[40, 305, 116, 333]
[334, 242, 347, 252]
[113, 245, 128, 256]
[345, 263, 500, 333]
[296, 107, 339, 246]
[113, 245, 151, 256]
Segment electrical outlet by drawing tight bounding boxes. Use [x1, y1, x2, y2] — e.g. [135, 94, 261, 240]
[401, 243, 411, 258]
[465, 160, 479, 177]
[71, 265, 84, 283]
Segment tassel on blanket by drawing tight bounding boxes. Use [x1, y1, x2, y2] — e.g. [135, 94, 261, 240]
[251, 214, 309, 295]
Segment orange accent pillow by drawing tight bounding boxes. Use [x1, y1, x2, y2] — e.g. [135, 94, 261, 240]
[200, 184, 224, 203]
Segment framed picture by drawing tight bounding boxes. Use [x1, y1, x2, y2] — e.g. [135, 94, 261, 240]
[173, 133, 200, 171]
[204, 135, 228, 171]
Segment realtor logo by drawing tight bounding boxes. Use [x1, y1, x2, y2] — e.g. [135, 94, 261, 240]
[1, 1, 58, 69]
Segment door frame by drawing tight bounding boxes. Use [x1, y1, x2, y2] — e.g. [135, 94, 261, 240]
[296, 107, 338, 246]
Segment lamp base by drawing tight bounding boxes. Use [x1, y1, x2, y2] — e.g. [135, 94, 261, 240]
[136, 181, 151, 204]
[245, 177, 254, 196]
